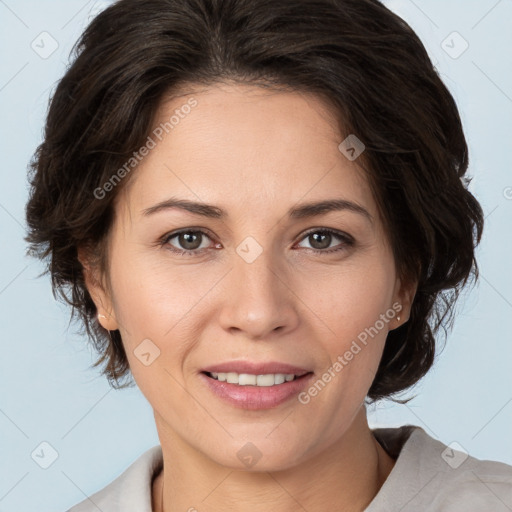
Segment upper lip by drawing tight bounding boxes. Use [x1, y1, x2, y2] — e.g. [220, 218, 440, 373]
[201, 361, 312, 376]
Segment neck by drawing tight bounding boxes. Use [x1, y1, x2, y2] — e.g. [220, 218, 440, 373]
[151, 407, 395, 512]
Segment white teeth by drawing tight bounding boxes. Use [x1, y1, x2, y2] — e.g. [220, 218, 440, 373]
[208, 372, 300, 386]
[274, 374, 285, 385]
[256, 374, 274, 386]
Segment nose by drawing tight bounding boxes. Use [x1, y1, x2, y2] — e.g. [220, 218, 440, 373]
[217, 245, 300, 340]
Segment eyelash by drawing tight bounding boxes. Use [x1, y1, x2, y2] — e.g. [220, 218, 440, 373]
[159, 227, 355, 256]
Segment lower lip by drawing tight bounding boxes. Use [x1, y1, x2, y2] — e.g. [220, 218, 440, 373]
[199, 372, 314, 410]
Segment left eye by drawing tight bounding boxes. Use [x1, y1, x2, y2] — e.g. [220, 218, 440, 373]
[161, 228, 353, 255]
[296, 229, 354, 253]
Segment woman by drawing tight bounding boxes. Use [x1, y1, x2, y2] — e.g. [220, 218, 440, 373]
[25, 0, 512, 510]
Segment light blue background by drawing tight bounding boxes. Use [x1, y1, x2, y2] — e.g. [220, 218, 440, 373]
[1, 1, 511, 511]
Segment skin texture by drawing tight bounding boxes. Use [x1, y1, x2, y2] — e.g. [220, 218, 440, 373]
[81, 82, 416, 511]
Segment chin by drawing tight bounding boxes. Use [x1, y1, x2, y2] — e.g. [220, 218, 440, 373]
[204, 440, 307, 472]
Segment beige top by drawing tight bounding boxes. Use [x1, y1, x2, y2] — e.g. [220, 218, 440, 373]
[66, 424, 512, 511]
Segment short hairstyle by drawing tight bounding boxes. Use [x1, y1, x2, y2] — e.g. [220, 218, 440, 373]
[25, 0, 484, 402]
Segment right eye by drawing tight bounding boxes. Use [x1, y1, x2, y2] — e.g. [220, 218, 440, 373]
[160, 229, 218, 255]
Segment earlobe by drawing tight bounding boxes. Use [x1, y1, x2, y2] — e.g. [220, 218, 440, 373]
[77, 247, 119, 331]
[97, 311, 118, 331]
[392, 277, 417, 328]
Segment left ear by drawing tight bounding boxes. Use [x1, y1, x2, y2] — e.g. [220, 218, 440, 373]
[391, 276, 417, 329]
[77, 245, 119, 332]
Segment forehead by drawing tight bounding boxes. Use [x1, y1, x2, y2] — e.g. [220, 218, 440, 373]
[118, 82, 376, 222]
[158, 81, 340, 133]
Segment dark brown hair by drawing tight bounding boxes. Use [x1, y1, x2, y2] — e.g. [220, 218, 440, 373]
[25, 0, 484, 402]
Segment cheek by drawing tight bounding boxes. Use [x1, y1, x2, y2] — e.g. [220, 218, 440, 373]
[306, 256, 396, 336]
[303, 273, 394, 420]
[303, 257, 396, 388]
[107, 250, 215, 388]
[107, 255, 192, 402]
[108, 251, 199, 342]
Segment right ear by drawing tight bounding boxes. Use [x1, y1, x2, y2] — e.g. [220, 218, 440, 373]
[77, 246, 119, 331]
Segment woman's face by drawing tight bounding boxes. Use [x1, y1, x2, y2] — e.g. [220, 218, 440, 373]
[88, 82, 413, 470]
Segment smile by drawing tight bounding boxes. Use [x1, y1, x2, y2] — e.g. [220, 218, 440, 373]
[200, 371, 314, 409]
[205, 371, 301, 386]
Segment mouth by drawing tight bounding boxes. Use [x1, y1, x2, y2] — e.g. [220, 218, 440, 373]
[199, 370, 315, 410]
[202, 371, 311, 386]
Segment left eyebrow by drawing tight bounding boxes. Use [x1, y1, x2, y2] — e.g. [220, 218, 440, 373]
[142, 197, 373, 224]
[288, 199, 373, 224]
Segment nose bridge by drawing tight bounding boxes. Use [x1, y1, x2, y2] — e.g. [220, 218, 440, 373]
[233, 235, 282, 306]
[218, 235, 297, 337]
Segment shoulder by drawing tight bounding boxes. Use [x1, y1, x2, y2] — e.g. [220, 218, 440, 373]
[426, 442, 512, 511]
[64, 445, 163, 512]
[367, 425, 512, 511]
